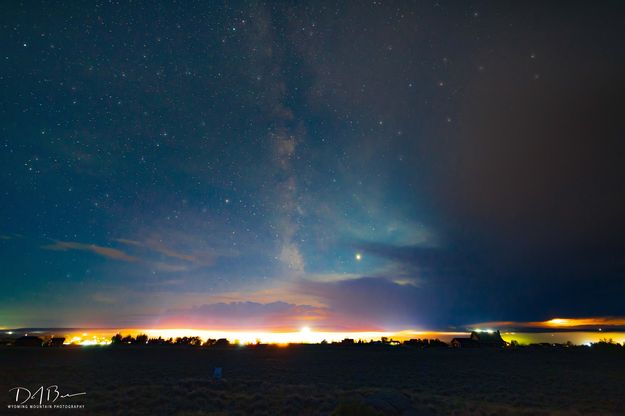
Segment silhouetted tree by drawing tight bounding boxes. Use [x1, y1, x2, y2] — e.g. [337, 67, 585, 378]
[592, 338, 623, 350]
[203, 338, 217, 347]
[214, 338, 230, 347]
[134, 334, 148, 344]
[111, 333, 123, 344]
[403, 338, 430, 348]
[148, 337, 166, 345]
[121, 335, 135, 344]
[174, 336, 202, 346]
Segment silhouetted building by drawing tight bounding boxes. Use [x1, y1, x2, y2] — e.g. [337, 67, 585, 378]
[452, 330, 506, 348]
[451, 338, 479, 348]
[470, 330, 506, 347]
[46, 337, 65, 347]
[14, 336, 43, 347]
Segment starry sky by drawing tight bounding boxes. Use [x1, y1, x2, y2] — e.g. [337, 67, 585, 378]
[2, 1, 625, 331]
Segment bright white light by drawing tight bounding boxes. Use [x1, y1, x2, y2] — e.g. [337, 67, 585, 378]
[547, 318, 568, 326]
[142, 328, 405, 345]
[63, 335, 111, 346]
[355, 253, 362, 261]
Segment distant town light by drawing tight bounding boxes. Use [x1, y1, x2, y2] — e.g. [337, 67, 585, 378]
[547, 318, 568, 326]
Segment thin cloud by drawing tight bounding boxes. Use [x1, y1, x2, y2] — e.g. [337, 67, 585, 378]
[43, 241, 139, 262]
[152, 262, 190, 272]
[0, 233, 24, 240]
[158, 301, 329, 331]
[470, 317, 625, 331]
[116, 238, 197, 262]
[43, 232, 228, 274]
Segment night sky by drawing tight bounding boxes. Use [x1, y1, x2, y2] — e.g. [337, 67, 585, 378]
[2, 1, 625, 331]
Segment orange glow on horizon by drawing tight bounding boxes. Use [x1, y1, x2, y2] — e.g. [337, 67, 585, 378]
[9, 325, 625, 347]
[63, 334, 111, 346]
[472, 316, 625, 329]
[140, 328, 467, 344]
[13, 316, 625, 347]
[43, 328, 467, 345]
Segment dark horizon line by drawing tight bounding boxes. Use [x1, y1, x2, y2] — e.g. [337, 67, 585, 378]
[4, 326, 625, 334]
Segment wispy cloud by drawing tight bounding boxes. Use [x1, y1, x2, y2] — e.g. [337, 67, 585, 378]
[151, 262, 190, 273]
[116, 238, 197, 262]
[158, 301, 329, 331]
[43, 241, 139, 262]
[0, 233, 25, 240]
[115, 229, 238, 272]
[43, 238, 206, 273]
[41, 227, 236, 275]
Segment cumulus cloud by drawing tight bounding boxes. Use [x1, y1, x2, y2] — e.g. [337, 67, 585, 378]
[150, 274, 437, 331]
[296, 277, 430, 330]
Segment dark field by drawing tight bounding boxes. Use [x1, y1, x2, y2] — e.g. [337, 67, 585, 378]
[2, 346, 625, 415]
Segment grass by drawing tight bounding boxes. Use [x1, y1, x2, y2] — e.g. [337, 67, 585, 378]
[1, 346, 624, 415]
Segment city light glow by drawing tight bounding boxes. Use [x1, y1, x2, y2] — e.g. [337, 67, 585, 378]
[64, 335, 111, 346]
[45, 329, 468, 345]
[472, 317, 625, 330]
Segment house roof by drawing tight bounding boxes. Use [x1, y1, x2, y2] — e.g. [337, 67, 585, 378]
[451, 338, 479, 347]
[471, 331, 505, 344]
[17, 335, 43, 341]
